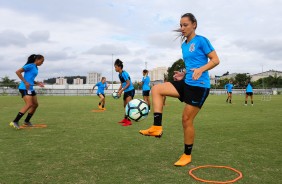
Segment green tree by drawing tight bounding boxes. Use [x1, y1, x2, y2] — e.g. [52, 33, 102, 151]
[133, 81, 141, 90]
[253, 74, 282, 88]
[217, 78, 230, 88]
[167, 59, 185, 82]
[234, 73, 251, 88]
[0, 76, 19, 88]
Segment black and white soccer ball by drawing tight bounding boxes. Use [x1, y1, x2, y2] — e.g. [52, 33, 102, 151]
[112, 90, 120, 99]
[125, 99, 149, 122]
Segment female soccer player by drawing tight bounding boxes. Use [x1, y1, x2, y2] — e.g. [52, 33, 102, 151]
[10, 54, 45, 129]
[224, 80, 234, 103]
[92, 77, 109, 110]
[245, 80, 254, 106]
[139, 13, 220, 166]
[140, 69, 151, 111]
[114, 59, 135, 126]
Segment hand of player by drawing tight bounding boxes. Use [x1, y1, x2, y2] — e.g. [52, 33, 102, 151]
[118, 90, 122, 97]
[24, 81, 30, 90]
[191, 68, 203, 80]
[38, 82, 45, 87]
[173, 71, 185, 81]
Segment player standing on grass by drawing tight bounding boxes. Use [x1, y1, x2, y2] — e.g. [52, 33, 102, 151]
[139, 13, 220, 166]
[140, 69, 151, 111]
[114, 59, 135, 126]
[10, 54, 45, 129]
[224, 80, 234, 104]
[92, 77, 109, 110]
[245, 80, 254, 106]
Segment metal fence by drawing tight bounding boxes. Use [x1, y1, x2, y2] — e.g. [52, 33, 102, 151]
[0, 87, 280, 96]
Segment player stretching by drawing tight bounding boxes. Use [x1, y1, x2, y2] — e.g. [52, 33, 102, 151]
[245, 80, 254, 106]
[114, 59, 135, 126]
[92, 77, 109, 110]
[140, 69, 151, 111]
[224, 80, 233, 103]
[139, 13, 220, 166]
[10, 54, 45, 129]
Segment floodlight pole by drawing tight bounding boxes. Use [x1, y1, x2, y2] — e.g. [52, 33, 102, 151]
[112, 54, 114, 91]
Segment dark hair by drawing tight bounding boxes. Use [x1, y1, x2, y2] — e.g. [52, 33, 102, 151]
[25, 54, 44, 65]
[114, 59, 123, 69]
[181, 13, 197, 29]
[175, 13, 197, 41]
[101, 77, 106, 81]
[143, 69, 148, 74]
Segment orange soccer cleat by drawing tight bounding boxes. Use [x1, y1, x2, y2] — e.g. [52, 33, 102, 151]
[139, 125, 163, 138]
[174, 154, 192, 166]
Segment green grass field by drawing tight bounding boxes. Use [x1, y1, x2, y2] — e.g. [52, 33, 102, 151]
[0, 95, 281, 184]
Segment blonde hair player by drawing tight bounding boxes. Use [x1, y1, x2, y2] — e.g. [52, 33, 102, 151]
[92, 77, 109, 110]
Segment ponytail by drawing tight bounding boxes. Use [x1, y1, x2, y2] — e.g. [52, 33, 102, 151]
[25, 54, 44, 65]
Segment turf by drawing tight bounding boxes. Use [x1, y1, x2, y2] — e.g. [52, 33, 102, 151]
[0, 95, 281, 183]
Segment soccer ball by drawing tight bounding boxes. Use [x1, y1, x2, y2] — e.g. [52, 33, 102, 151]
[125, 99, 149, 122]
[112, 90, 120, 99]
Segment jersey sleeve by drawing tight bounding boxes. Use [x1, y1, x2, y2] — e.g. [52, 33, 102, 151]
[122, 72, 130, 81]
[201, 37, 215, 55]
[22, 64, 33, 72]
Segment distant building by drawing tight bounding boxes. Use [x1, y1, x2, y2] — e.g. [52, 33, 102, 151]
[149, 67, 168, 82]
[56, 77, 67, 85]
[219, 73, 238, 80]
[73, 78, 84, 85]
[251, 70, 282, 82]
[87, 72, 101, 84]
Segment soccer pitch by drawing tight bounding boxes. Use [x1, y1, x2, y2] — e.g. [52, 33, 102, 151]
[0, 95, 281, 183]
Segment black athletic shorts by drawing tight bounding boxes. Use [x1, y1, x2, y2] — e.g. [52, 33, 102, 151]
[142, 90, 150, 96]
[246, 92, 253, 96]
[227, 92, 232, 94]
[97, 93, 105, 98]
[124, 89, 135, 100]
[19, 89, 36, 98]
[170, 80, 210, 108]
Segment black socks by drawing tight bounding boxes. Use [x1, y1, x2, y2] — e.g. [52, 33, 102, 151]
[153, 113, 162, 126]
[13, 112, 24, 122]
[184, 144, 193, 155]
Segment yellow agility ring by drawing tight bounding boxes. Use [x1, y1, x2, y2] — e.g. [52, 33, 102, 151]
[189, 165, 243, 183]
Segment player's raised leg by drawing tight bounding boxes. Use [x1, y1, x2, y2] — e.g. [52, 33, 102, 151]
[139, 82, 179, 137]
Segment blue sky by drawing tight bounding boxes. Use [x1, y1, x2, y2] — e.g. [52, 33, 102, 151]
[0, 0, 281, 82]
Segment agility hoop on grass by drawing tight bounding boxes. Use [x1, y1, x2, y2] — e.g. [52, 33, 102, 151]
[20, 124, 47, 129]
[189, 165, 243, 183]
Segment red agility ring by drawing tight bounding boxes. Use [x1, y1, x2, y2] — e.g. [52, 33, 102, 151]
[189, 165, 243, 183]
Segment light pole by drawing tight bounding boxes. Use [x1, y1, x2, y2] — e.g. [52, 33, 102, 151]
[112, 54, 114, 91]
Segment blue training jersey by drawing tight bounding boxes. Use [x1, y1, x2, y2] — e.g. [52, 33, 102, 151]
[225, 83, 233, 92]
[182, 35, 214, 88]
[246, 83, 253, 92]
[118, 71, 134, 92]
[142, 75, 150, 91]
[18, 63, 38, 91]
[95, 82, 107, 94]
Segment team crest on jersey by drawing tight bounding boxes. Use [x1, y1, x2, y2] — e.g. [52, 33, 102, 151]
[189, 43, 195, 52]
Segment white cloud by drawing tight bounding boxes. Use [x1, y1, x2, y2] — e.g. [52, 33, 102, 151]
[85, 44, 131, 55]
[0, 0, 281, 83]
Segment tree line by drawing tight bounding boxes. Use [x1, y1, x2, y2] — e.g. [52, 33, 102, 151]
[166, 59, 282, 88]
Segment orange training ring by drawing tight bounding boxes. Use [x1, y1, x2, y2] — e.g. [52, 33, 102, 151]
[189, 165, 243, 183]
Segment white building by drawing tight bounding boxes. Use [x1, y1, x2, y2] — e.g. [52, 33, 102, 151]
[73, 78, 84, 85]
[87, 72, 101, 84]
[56, 77, 67, 85]
[149, 67, 168, 82]
[219, 73, 238, 80]
[251, 70, 282, 82]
